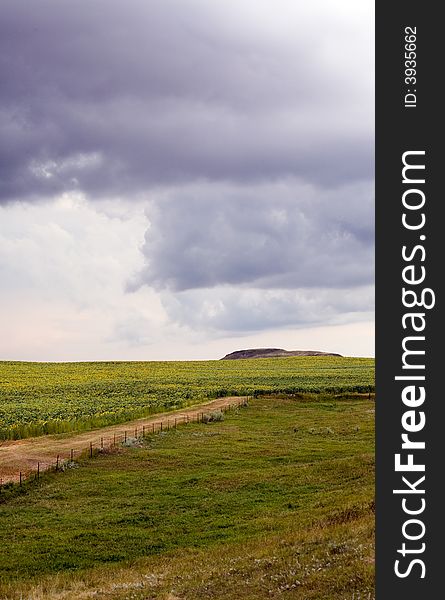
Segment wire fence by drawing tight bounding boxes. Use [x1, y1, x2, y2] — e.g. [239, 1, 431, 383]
[0, 397, 250, 493]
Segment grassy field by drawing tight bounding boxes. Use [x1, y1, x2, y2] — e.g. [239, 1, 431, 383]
[0, 357, 374, 439]
[0, 395, 375, 599]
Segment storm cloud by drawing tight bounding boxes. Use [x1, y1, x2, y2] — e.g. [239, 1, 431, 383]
[0, 1, 374, 352]
[132, 179, 374, 292]
[1, 0, 373, 201]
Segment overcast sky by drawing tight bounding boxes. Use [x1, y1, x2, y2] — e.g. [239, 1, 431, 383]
[0, 0, 374, 361]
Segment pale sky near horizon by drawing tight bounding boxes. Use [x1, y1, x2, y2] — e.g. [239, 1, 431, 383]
[0, 1, 374, 361]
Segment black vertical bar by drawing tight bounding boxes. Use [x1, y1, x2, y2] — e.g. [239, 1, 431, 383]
[376, 2, 441, 596]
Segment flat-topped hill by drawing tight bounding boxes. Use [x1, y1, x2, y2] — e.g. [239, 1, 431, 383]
[221, 348, 342, 360]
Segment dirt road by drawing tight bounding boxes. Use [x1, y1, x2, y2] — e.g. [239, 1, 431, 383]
[0, 396, 247, 484]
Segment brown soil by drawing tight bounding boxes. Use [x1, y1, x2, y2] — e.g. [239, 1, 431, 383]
[0, 396, 246, 484]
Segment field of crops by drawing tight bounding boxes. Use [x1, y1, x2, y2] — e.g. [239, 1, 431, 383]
[0, 356, 374, 440]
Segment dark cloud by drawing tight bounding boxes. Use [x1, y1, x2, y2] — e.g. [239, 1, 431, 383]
[1, 0, 373, 202]
[130, 180, 374, 292]
[1, 1, 374, 338]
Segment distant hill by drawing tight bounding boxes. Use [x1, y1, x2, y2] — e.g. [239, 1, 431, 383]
[220, 348, 342, 360]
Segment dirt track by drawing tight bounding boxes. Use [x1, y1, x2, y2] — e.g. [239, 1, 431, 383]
[0, 396, 247, 484]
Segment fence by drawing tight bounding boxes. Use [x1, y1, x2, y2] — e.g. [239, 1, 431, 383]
[0, 397, 250, 493]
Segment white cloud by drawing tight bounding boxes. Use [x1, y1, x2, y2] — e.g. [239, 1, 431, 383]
[0, 195, 168, 359]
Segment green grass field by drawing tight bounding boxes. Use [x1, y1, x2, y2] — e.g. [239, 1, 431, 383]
[0, 395, 375, 599]
[0, 357, 374, 439]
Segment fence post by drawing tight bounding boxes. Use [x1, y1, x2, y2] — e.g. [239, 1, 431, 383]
[143, 425, 145, 437]
[135, 427, 138, 438]
[124, 431, 127, 443]
[152, 423, 155, 434]
[56, 455, 59, 471]
[90, 442, 93, 458]
[70, 449, 74, 461]
[101, 437, 104, 449]
[160, 422, 163, 432]
[37, 462, 40, 481]
[175, 418, 177, 429]
[113, 433, 116, 446]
